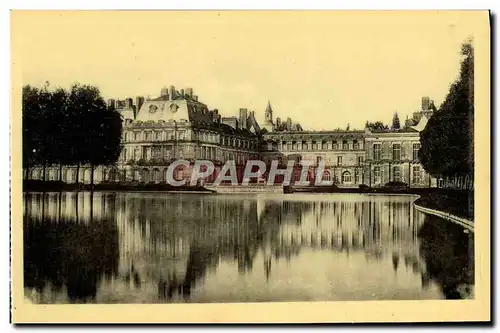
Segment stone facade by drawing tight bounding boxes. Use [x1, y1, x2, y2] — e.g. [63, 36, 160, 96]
[25, 90, 437, 188]
[261, 130, 366, 187]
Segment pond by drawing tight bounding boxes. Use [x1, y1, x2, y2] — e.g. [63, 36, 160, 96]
[23, 192, 474, 303]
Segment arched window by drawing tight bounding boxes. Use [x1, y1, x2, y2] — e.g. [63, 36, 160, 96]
[322, 171, 331, 181]
[83, 169, 91, 184]
[109, 169, 117, 182]
[342, 140, 349, 150]
[353, 140, 359, 150]
[49, 169, 57, 181]
[153, 168, 161, 182]
[65, 169, 75, 183]
[342, 171, 352, 183]
[142, 168, 150, 183]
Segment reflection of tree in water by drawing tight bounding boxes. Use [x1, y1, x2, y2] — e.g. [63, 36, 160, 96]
[417, 215, 474, 299]
[25, 193, 465, 302]
[24, 193, 119, 303]
[158, 197, 424, 297]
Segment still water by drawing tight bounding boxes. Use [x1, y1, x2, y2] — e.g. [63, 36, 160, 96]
[23, 192, 474, 303]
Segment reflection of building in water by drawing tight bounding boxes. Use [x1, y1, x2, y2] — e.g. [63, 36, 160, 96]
[257, 196, 426, 277]
[23, 192, 119, 303]
[24, 193, 442, 303]
[24, 192, 115, 223]
[109, 194, 265, 300]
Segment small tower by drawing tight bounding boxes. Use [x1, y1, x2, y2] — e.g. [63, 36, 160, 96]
[263, 100, 275, 132]
[265, 101, 273, 123]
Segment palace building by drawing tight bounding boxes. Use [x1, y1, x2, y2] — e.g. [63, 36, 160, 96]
[25, 86, 437, 188]
[112, 85, 262, 182]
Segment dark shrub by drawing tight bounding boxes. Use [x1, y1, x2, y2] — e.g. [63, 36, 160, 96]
[384, 181, 408, 188]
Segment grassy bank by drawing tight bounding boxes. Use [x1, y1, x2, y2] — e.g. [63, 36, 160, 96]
[414, 190, 474, 221]
[23, 180, 215, 193]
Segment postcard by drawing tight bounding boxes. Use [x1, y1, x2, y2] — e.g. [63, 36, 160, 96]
[10, 10, 490, 323]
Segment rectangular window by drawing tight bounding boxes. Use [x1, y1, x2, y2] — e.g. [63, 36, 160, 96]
[312, 143, 317, 150]
[373, 143, 382, 161]
[332, 141, 338, 150]
[316, 156, 322, 165]
[337, 156, 342, 166]
[155, 132, 161, 140]
[287, 143, 292, 151]
[124, 132, 129, 142]
[322, 142, 327, 150]
[393, 143, 401, 161]
[145, 132, 151, 141]
[374, 166, 381, 184]
[134, 132, 139, 141]
[353, 141, 359, 150]
[179, 131, 185, 140]
[393, 166, 401, 182]
[413, 143, 421, 160]
[357, 156, 364, 165]
[413, 165, 422, 184]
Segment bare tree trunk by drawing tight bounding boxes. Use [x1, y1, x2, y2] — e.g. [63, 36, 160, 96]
[75, 162, 80, 186]
[59, 163, 63, 182]
[42, 162, 46, 182]
[90, 164, 95, 189]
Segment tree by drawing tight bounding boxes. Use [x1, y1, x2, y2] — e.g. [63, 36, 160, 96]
[391, 112, 401, 130]
[23, 83, 123, 186]
[67, 83, 123, 186]
[365, 121, 389, 132]
[419, 39, 474, 181]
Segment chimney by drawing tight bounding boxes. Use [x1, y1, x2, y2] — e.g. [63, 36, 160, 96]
[107, 99, 116, 109]
[286, 117, 292, 130]
[135, 96, 145, 111]
[239, 108, 248, 130]
[249, 111, 255, 118]
[126, 98, 134, 108]
[180, 89, 185, 96]
[169, 85, 176, 100]
[213, 109, 219, 115]
[222, 117, 238, 129]
[160, 87, 169, 97]
[185, 88, 193, 98]
[193, 95, 198, 101]
[421, 96, 430, 111]
[276, 117, 282, 128]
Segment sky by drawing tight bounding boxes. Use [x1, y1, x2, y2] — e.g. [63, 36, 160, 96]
[12, 11, 482, 130]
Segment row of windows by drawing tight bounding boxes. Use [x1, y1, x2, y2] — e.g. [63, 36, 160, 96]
[291, 156, 365, 166]
[292, 170, 356, 184]
[279, 140, 362, 151]
[121, 145, 258, 164]
[124, 130, 188, 142]
[124, 131, 259, 151]
[220, 137, 258, 150]
[372, 143, 421, 161]
[372, 165, 423, 184]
